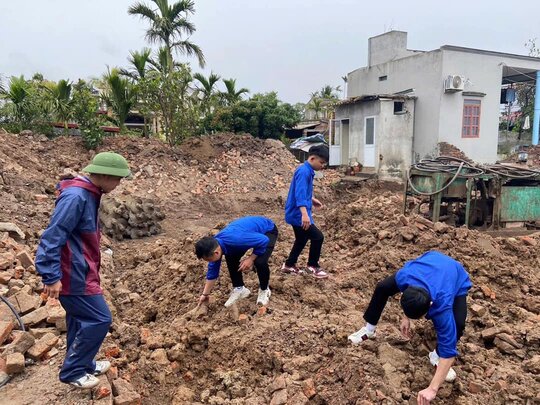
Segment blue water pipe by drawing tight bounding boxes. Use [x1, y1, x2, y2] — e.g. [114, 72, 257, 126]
[533, 70, 540, 145]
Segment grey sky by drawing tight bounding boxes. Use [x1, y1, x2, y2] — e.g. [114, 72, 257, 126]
[1, 0, 539, 103]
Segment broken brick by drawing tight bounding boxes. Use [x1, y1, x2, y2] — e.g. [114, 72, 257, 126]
[93, 376, 113, 401]
[2, 331, 35, 355]
[46, 304, 65, 324]
[468, 381, 485, 394]
[26, 332, 58, 361]
[238, 314, 248, 324]
[16, 250, 34, 269]
[0, 271, 13, 285]
[105, 346, 121, 358]
[302, 378, 317, 399]
[21, 306, 49, 327]
[0, 321, 14, 345]
[7, 286, 42, 315]
[5, 352, 25, 374]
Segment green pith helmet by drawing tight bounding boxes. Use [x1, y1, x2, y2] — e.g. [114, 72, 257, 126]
[83, 152, 131, 178]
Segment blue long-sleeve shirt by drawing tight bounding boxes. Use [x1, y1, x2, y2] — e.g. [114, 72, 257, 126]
[206, 216, 275, 280]
[285, 161, 315, 226]
[395, 251, 472, 358]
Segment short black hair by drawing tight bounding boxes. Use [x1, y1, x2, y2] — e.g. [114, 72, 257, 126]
[308, 145, 329, 162]
[400, 286, 431, 319]
[195, 236, 219, 259]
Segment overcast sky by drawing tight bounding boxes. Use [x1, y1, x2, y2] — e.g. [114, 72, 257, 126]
[1, 0, 539, 103]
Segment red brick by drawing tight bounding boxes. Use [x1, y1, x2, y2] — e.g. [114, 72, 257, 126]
[0, 253, 15, 270]
[93, 376, 113, 401]
[105, 346, 121, 358]
[106, 365, 119, 380]
[113, 393, 141, 405]
[238, 314, 249, 324]
[0, 271, 13, 285]
[21, 307, 49, 327]
[494, 380, 508, 391]
[16, 250, 34, 269]
[46, 304, 65, 324]
[468, 381, 485, 394]
[0, 321, 14, 345]
[7, 287, 42, 315]
[182, 371, 194, 381]
[26, 332, 58, 361]
[302, 378, 317, 399]
[2, 331, 35, 355]
[5, 352, 25, 374]
[0, 357, 6, 373]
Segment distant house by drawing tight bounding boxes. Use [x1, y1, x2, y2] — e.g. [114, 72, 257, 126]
[331, 31, 540, 177]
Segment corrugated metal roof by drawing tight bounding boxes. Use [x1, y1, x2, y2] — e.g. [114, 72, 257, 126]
[337, 94, 416, 106]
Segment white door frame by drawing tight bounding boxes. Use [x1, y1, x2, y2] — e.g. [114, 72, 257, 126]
[363, 116, 376, 167]
[329, 119, 342, 166]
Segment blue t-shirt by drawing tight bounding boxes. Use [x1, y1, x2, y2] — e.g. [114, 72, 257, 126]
[285, 161, 315, 226]
[395, 251, 472, 358]
[206, 216, 275, 280]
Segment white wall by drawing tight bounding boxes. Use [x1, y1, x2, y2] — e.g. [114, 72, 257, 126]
[348, 50, 443, 161]
[440, 49, 540, 163]
[335, 98, 414, 178]
[377, 99, 415, 178]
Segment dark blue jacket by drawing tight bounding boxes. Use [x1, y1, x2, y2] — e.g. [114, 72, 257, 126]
[35, 177, 103, 295]
[206, 216, 275, 280]
[395, 251, 472, 358]
[285, 161, 315, 226]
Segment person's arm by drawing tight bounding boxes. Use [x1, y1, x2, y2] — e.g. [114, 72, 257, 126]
[312, 197, 323, 209]
[238, 232, 269, 271]
[293, 170, 312, 229]
[418, 309, 458, 403]
[35, 193, 84, 298]
[418, 358, 455, 404]
[198, 279, 217, 305]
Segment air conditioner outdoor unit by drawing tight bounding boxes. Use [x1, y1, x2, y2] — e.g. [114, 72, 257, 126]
[444, 75, 464, 93]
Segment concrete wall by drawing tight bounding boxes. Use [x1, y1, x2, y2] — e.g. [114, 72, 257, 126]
[439, 49, 540, 163]
[335, 101, 380, 165]
[368, 31, 420, 66]
[348, 50, 443, 161]
[335, 98, 414, 179]
[377, 99, 415, 178]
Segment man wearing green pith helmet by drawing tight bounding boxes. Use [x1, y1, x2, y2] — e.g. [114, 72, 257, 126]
[35, 152, 130, 389]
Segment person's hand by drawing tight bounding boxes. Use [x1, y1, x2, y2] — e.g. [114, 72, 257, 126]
[198, 294, 210, 305]
[301, 213, 311, 230]
[312, 198, 324, 210]
[417, 387, 437, 405]
[400, 317, 412, 339]
[239, 256, 255, 272]
[43, 281, 62, 299]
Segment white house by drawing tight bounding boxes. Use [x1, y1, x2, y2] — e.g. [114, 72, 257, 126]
[331, 31, 540, 177]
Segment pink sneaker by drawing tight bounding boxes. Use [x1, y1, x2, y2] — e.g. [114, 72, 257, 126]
[281, 263, 305, 275]
[306, 266, 329, 279]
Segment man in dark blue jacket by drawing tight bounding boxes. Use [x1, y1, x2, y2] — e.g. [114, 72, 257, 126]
[35, 152, 130, 389]
[195, 216, 278, 308]
[348, 251, 472, 404]
[282, 145, 329, 279]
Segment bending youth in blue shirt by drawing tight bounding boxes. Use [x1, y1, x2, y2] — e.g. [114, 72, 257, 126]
[348, 251, 472, 404]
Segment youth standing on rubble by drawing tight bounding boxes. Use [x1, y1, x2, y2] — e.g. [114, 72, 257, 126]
[348, 251, 472, 404]
[195, 216, 278, 308]
[35, 152, 131, 389]
[281, 144, 329, 278]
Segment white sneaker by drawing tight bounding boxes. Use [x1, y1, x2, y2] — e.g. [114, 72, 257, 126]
[68, 373, 100, 389]
[257, 288, 271, 306]
[93, 360, 111, 376]
[429, 350, 457, 382]
[224, 286, 251, 308]
[348, 327, 376, 345]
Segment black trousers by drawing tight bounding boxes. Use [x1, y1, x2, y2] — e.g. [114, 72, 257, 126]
[225, 226, 278, 290]
[285, 224, 324, 267]
[363, 273, 467, 342]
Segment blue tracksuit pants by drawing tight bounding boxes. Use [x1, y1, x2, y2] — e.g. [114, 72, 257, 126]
[58, 295, 112, 382]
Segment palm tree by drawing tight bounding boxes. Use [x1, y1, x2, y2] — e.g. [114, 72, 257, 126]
[120, 48, 153, 81]
[46, 79, 74, 131]
[319, 84, 340, 100]
[0, 76, 32, 123]
[102, 69, 137, 131]
[128, 0, 205, 68]
[307, 98, 323, 119]
[193, 71, 220, 114]
[221, 78, 249, 106]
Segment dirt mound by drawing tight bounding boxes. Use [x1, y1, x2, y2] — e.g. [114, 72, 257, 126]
[438, 142, 472, 162]
[503, 144, 540, 167]
[1, 130, 540, 404]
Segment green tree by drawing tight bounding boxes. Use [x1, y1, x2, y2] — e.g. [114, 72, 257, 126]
[102, 69, 137, 131]
[46, 79, 75, 131]
[72, 80, 107, 149]
[221, 78, 249, 106]
[120, 48, 153, 81]
[208, 92, 300, 139]
[138, 65, 199, 144]
[128, 0, 205, 68]
[0, 76, 32, 125]
[193, 71, 221, 117]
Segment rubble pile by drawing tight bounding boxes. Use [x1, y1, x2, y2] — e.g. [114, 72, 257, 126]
[1, 130, 540, 404]
[100, 196, 165, 241]
[438, 142, 472, 162]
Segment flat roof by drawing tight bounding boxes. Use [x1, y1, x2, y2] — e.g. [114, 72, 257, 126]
[337, 94, 416, 106]
[440, 45, 540, 63]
